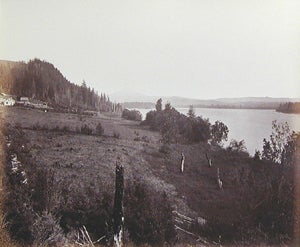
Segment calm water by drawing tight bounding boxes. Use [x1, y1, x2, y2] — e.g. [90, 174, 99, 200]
[134, 108, 300, 155]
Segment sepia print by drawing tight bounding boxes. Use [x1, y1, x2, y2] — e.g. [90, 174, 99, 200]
[0, 1, 300, 246]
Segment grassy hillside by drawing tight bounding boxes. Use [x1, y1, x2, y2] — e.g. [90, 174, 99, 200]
[0, 106, 298, 246]
[0, 115, 18, 246]
[0, 59, 120, 112]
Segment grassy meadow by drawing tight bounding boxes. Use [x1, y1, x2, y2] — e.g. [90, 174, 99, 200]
[0, 106, 298, 246]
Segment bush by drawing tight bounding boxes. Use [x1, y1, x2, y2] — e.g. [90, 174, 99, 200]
[141, 135, 150, 143]
[159, 144, 171, 154]
[227, 139, 247, 153]
[122, 109, 142, 121]
[125, 181, 176, 245]
[42, 124, 49, 130]
[4, 130, 35, 243]
[195, 217, 238, 244]
[211, 120, 229, 145]
[142, 110, 157, 129]
[261, 121, 296, 164]
[95, 123, 104, 136]
[113, 131, 121, 139]
[80, 124, 93, 135]
[53, 125, 60, 131]
[31, 212, 65, 246]
[61, 126, 69, 133]
[32, 122, 41, 130]
[184, 117, 211, 143]
[133, 131, 140, 141]
[143, 102, 211, 143]
[58, 191, 114, 244]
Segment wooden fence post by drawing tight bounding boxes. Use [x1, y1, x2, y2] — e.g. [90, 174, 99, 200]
[113, 163, 124, 247]
[180, 153, 185, 173]
[205, 153, 212, 167]
[217, 168, 223, 190]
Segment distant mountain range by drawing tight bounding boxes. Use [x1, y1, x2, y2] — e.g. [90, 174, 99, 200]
[1, 59, 298, 111]
[111, 89, 300, 110]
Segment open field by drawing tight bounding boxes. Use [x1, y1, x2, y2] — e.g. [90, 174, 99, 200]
[1, 107, 252, 217]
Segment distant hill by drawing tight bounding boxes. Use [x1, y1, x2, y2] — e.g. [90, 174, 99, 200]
[0, 59, 120, 112]
[122, 102, 155, 109]
[110, 88, 155, 103]
[111, 89, 300, 110]
[191, 97, 300, 109]
[216, 97, 299, 103]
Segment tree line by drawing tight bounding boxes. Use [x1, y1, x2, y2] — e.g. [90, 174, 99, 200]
[142, 99, 229, 145]
[276, 102, 300, 114]
[0, 59, 122, 112]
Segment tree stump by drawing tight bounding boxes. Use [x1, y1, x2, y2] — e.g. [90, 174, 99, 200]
[113, 163, 124, 247]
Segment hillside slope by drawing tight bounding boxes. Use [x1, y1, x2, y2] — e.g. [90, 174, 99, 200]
[0, 59, 118, 112]
[1, 107, 297, 245]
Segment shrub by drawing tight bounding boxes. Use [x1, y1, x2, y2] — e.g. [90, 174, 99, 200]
[75, 126, 80, 133]
[80, 124, 93, 135]
[141, 135, 150, 143]
[125, 181, 176, 245]
[227, 139, 247, 153]
[211, 120, 229, 145]
[159, 144, 171, 154]
[184, 116, 211, 143]
[95, 123, 104, 136]
[42, 124, 49, 130]
[32, 122, 41, 130]
[113, 131, 120, 139]
[59, 194, 113, 244]
[253, 150, 261, 161]
[0, 212, 15, 247]
[61, 126, 69, 133]
[31, 211, 65, 246]
[261, 121, 296, 164]
[15, 122, 22, 129]
[142, 101, 211, 144]
[4, 130, 34, 243]
[30, 169, 56, 213]
[196, 217, 238, 244]
[133, 131, 140, 141]
[142, 110, 157, 128]
[122, 109, 142, 121]
[53, 125, 60, 131]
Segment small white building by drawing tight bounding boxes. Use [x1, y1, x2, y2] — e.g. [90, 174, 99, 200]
[4, 97, 16, 106]
[0, 93, 16, 106]
[20, 97, 29, 103]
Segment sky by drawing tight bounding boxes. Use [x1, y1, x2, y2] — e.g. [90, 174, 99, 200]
[1, 0, 300, 99]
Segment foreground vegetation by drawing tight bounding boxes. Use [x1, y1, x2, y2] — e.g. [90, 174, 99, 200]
[0, 104, 299, 246]
[140, 100, 299, 245]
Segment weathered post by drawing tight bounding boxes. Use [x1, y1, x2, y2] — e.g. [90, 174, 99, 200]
[217, 168, 223, 190]
[180, 153, 185, 173]
[113, 163, 124, 247]
[205, 153, 212, 167]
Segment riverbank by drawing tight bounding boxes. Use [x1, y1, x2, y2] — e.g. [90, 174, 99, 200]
[0, 106, 297, 246]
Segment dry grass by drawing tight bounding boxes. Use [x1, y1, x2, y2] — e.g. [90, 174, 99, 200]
[0, 111, 18, 246]
[0, 107, 298, 246]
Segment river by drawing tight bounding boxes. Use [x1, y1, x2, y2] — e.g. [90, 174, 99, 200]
[134, 108, 300, 155]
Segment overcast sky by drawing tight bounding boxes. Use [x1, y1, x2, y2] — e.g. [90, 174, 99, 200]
[1, 0, 299, 99]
